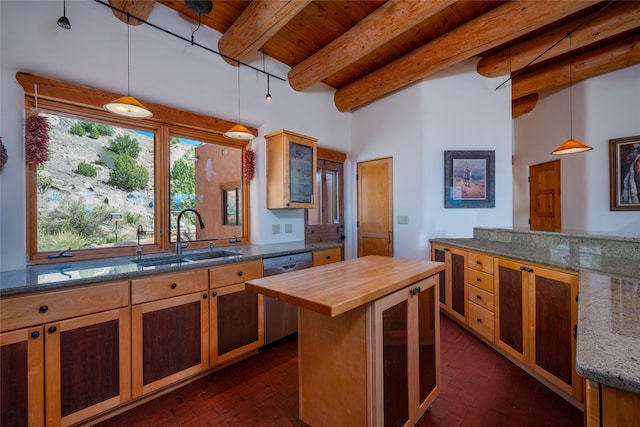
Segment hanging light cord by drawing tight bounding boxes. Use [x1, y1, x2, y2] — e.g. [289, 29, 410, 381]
[126, 13, 131, 96]
[495, 0, 615, 91]
[568, 29, 574, 139]
[93, 0, 286, 82]
[191, 13, 202, 45]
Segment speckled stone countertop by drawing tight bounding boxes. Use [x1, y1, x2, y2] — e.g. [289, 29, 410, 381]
[0, 241, 341, 297]
[575, 270, 640, 394]
[431, 227, 640, 394]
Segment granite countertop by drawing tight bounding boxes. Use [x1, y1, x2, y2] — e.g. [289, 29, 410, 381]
[429, 237, 639, 279]
[0, 241, 341, 297]
[575, 270, 640, 394]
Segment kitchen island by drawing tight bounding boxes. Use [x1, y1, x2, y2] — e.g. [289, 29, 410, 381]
[245, 255, 444, 427]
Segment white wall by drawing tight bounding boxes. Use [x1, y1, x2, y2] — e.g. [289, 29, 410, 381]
[348, 59, 513, 260]
[0, 0, 350, 270]
[513, 64, 640, 236]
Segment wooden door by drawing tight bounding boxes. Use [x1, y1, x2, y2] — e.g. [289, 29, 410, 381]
[210, 283, 263, 365]
[1, 327, 45, 427]
[529, 160, 561, 231]
[305, 149, 346, 249]
[531, 267, 581, 401]
[495, 258, 530, 364]
[45, 308, 130, 427]
[357, 158, 393, 257]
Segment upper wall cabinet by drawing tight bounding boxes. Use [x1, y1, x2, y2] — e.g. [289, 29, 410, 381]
[265, 130, 317, 209]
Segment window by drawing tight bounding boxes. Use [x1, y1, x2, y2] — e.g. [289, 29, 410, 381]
[22, 77, 250, 263]
[305, 154, 345, 245]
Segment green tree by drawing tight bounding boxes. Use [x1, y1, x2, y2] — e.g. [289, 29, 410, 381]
[74, 162, 97, 178]
[108, 153, 149, 191]
[170, 156, 195, 210]
[108, 134, 141, 159]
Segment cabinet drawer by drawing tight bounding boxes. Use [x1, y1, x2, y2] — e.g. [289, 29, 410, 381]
[468, 301, 494, 342]
[468, 252, 494, 274]
[210, 260, 263, 288]
[0, 281, 129, 332]
[313, 248, 342, 266]
[468, 269, 494, 293]
[468, 284, 494, 312]
[132, 270, 208, 305]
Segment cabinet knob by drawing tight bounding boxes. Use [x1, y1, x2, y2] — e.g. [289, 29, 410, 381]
[48, 326, 57, 334]
[170, 283, 177, 289]
[476, 277, 482, 282]
[527, 267, 533, 273]
[211, 291, 217, 297]
[30, 331, 40, 339]
[203, 293, 208, 299]
[39, 305, 49, 313]
[326, 255, 331, 259]
[519, 266, 526, 271]
[476, 318, 482, 323]
[476, 295, 482, 300]
[476, 260, 482, 265]
[237, 271, 243, 277]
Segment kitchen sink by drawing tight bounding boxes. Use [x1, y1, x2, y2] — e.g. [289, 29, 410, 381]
[132, 250, 243, 267]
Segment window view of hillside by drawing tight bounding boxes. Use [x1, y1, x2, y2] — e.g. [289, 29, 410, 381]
[36, 113, 155, 252]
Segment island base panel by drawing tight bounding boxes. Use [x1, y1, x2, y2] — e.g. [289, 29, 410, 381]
[298, 305, 369, 427]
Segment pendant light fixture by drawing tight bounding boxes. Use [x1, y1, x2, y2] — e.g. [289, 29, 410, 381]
[104, 14, 152, 119]
[552, 32, 592, 155]
[57, 0, 70, 29]
[224, 62, 255, 140]
[263, 51, 272, 102]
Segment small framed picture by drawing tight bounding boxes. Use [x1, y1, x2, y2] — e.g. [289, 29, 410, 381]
[444, 150, 495, 208]
[609, 135, 640, 211]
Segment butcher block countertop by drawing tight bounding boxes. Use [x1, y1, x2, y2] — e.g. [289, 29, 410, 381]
[245, 255, 444, 317]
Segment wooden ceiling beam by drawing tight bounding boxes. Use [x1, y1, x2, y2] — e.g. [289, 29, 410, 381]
[218, 0, 311, 66]
[287, 0, 456, 92]
[512, 93, 539, 118]
[109, 0, 157, 25]
[512, 33, 640, 99]
[478, 1, 640, 78]
[334, 0, 598, 112]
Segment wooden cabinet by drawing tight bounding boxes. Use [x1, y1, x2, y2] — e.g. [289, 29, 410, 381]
[297, 274, 440, 427]
[431, 244, 467, 323]
[371, 276, 439, 426]
[0, 281, 130, 427]
[466, 251, 495, 342]
[585, 380, 640, 427]
[312, 247, 342, 266]
[209, 260, 264, 365]
[131, 269, 209, 398]
[495, 257, 582, 401]
[265, 129, 317, 209]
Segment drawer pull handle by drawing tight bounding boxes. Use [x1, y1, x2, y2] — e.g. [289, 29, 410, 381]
[30, 331, 40, 339]
[326, 255, 331, 259]
[520, 266, 526, 271]
[39, 305, 49, 313]
[237, 271, 243, 277]
[476, 318, 482, 323]
[476, 277, 482, 282]
[170, 283, 177, 289]
[476, 260, 482, 265]
[476, 295, 482, 300]
[48, 326, 57, 334]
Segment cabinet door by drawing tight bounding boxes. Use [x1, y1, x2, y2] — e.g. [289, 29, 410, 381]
[45, 308, 130, 427]
[0, 327, 44, 427]
[530, 266, 581, 401]
[132, 292, 209, 397]
[289, 140, 315, 204]
[449, 248, 467, 322]
[495, 258, 529, 363]
[431, 246, 446, 306]
[210, 283, 263, 365]
[415, 280, 439, 419]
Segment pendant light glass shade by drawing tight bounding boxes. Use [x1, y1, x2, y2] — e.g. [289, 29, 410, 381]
[104, 95, 153, 118]
[224, 124, 255, 140]
[104, 15, 152, 119]
[552, 138, 593, 155]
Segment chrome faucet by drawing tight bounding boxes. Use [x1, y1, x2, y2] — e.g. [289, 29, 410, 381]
[176, 208, 205, 255]
[136, 225, 145, 259]
[48, 248, 72, 259]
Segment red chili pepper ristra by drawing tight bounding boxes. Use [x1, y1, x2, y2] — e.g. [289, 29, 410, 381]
[243, 149, 255, 182]
[25, 114, 50, 166]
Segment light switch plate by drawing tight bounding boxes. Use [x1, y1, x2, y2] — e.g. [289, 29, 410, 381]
[272, 224, 281, 234]
[397, 215, 409, 224]
[285, 224, 293, 233]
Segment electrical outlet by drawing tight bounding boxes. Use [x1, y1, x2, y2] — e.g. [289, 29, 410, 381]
[397, 215, 409, 225]
[272, 224, 280, 234]
[285, 224, 293, 233]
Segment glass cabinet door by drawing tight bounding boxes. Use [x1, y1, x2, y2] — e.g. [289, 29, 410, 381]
[289, 141, 314, 203]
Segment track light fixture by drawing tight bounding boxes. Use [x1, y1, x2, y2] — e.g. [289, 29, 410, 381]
[57, 0, 70, 29]
[104, 14, 152, 119]
[265, 75, 272, 102]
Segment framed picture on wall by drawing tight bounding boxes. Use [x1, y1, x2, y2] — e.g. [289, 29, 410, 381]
[444, 150, 495, 208]
[609, 135, 640, 211]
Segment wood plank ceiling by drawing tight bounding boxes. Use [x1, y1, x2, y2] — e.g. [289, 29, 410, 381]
[110, 0, 640, 116]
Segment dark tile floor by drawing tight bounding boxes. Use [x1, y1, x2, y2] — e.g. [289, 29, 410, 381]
[95, 315, 583, 427]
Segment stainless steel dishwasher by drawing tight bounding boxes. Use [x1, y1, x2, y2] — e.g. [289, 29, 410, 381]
[262, 251, 313, 345]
